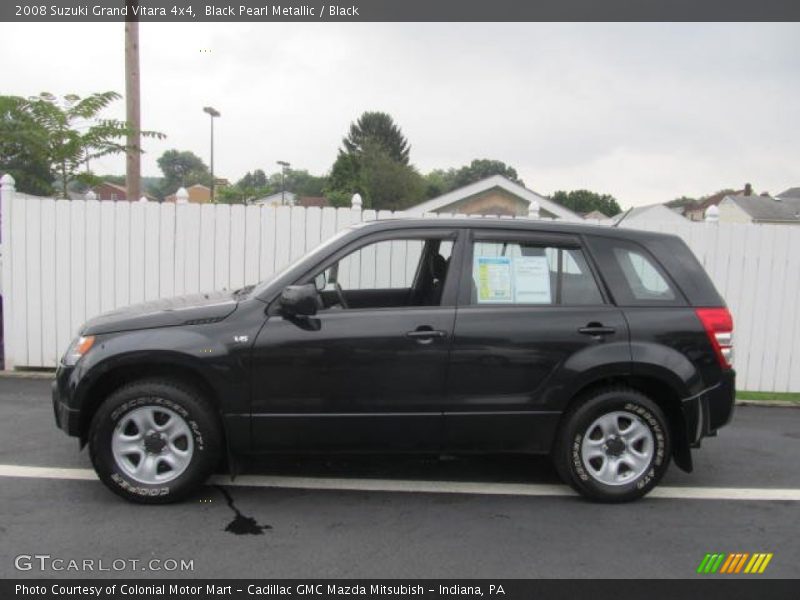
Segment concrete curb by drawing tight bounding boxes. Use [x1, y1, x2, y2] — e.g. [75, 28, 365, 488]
[0, 371, 55, 379]
[735, 399, 800, 409]
[1, 370, 798, 407]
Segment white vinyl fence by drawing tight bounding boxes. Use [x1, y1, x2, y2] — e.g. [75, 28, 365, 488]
[1, 176, 799, 392]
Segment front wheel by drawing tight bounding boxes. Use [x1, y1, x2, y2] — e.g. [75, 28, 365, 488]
[88, 379, 222, 504]
[554, 387, 671, 502]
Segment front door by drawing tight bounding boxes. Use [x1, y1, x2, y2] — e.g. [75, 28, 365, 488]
[250, 230, 461, 451]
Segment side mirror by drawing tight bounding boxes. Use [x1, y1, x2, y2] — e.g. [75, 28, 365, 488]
[279, 284, 318, 318]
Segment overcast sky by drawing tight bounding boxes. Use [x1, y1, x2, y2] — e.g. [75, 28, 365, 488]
[2, 22, 798, 207]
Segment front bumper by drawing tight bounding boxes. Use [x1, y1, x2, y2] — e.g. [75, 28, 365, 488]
[52, 366, 81, 437]
[682, 369, 736, 447]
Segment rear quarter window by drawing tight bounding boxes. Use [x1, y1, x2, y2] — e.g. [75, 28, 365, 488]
[586, 235, 686, 306]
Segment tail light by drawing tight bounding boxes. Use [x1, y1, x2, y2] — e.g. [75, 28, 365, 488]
[695, 308, 734, 369]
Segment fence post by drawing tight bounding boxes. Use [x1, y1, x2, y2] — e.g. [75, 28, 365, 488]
[176, 187, 189, 204]
[705, 204, 719, 223]
[85, 190, 97, 200]
[0, 173, 16, 369]
[139, 196, 148, 203]
[351, 193, 363, 221]
[528, 199, 540, 219]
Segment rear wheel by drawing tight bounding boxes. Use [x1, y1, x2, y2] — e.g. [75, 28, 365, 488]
[89, 379, 222, 504]
[554, 387, 671, 502]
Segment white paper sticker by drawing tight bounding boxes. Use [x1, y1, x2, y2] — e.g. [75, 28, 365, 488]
[513, 256, 551, 304]
[474, 256, 513, 303]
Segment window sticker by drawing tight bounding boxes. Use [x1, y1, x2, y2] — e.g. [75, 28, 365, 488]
[513, 256, 551, 304]
[475, 256, 513, 303]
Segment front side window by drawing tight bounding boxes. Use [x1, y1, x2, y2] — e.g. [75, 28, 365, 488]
[314, 237, 453, 310]
[470, 240, 603, 305]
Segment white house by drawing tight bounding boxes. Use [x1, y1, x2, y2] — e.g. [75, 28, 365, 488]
[611, 203, 688, 226]
[718, 195, 800, 224]
[407, 175, 582, 221]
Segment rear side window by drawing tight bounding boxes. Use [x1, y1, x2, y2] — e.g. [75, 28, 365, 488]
[587, 236, 684, 306]
[613, 247, 675, 300]
[469, 240, 604, 305]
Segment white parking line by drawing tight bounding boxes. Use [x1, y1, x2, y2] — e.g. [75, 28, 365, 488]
[2, 464, 800, 501]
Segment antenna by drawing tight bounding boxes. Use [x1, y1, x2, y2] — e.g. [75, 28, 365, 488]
[612, 207, 633, 227]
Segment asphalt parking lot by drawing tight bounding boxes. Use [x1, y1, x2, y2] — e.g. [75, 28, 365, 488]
[0, 377, 798, 579]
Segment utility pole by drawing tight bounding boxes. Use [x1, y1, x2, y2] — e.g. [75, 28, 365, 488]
[125, 2, 141, 202]
[203, 106, 221, 202]
[277, 160, 290, 205]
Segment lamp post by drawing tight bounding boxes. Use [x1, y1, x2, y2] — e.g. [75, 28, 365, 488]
[203, 106, 220, 202]
[277, 160, 290, 205]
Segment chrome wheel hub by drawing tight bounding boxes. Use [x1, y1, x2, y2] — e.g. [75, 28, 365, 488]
[580, 410, 654, 486]
[111, 406, 194, 484]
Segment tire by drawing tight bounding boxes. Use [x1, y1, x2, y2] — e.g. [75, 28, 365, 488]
[88, 379, 222, 504]
[553, 387, 671, 503]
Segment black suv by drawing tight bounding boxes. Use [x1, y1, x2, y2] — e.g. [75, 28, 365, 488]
[53, 218, 735, 503]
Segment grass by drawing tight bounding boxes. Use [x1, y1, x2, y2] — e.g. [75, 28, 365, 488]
[737, 391, 800, 404]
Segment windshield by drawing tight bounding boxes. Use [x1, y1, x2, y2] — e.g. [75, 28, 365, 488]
[247, 228, 353, 299]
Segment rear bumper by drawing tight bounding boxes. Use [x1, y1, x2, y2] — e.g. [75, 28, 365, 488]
[52, 367, 81, 437]
[682, 370, 736, 446]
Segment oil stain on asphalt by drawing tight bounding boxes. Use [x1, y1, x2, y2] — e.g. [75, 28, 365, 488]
[215, 485, 272, 535]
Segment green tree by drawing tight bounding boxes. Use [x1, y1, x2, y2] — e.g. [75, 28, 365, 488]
[423, 168, 457, 198]
[358, 141, 424, 210]
[550, 189, 621, 217]
[0, 96, 53, 195]
[452, 159, 523, 189]
[421, 159, 523, 200]
[325, 151, 362, 205]
[284, 169, 326, 197]
[326, 112, 423, 210]
[156, 149, 211, 197]
[342, 111, 410, 165]
[20, 91, 164, 199]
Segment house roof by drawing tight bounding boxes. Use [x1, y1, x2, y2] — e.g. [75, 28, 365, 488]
[612, 203, 687, 225]
[776, 187, 800, 199]
[408, 175, 582, 221]
[95, 181, 127, 193]
[723, 195, 800, 222]
[582, 210, 609, 220]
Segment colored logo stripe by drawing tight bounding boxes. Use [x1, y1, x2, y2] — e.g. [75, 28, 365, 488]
[698, 553, 773, 574]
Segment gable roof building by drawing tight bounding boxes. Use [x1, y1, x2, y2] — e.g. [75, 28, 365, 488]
[776, 187, 800, 200]
[718, 195, 800, 224]
[407, 175, 582, 221]
[612, 203, 688, 226]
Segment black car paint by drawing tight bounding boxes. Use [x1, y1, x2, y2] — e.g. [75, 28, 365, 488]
[53, 218, 735, 470]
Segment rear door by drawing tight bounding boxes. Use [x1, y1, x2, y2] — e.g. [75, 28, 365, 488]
[443, 229, 630, 452]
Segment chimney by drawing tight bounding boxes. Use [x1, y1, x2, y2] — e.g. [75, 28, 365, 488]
[744, 183, 753, 196]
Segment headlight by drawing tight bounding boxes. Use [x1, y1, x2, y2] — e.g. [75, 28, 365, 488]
[63, 336, 96, 366]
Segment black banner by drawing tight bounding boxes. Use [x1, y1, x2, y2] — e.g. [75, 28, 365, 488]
[3, 0, 800, 23]
[4, 580, 800, 600]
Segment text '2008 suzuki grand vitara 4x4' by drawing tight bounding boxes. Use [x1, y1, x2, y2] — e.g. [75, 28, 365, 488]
[53, 218, 735, 503]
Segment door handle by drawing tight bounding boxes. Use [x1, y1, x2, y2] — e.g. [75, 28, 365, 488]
[405, 328, 447, 343]
[578, 325, 616, 336]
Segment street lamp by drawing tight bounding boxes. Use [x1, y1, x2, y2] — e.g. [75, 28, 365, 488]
[203, 106, 221, 202]
[277, 160, 291, 205]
